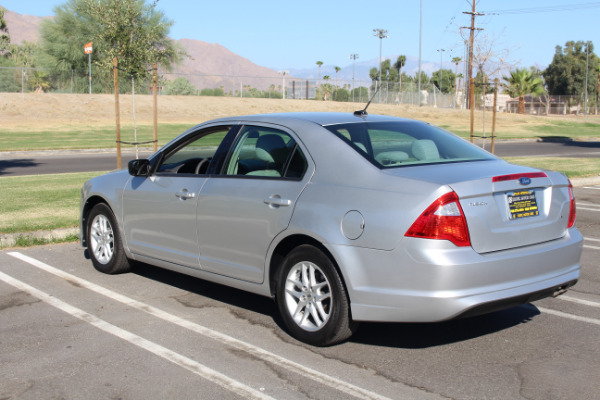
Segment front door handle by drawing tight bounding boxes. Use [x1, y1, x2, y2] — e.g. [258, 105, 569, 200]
[264, 195, 292, 208]
[175, 189, 196, 200]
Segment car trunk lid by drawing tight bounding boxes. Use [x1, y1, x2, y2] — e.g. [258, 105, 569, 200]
[387, 160, 572, 253]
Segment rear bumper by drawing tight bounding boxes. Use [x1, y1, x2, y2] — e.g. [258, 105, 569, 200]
[330, 228, 583, 322]
[454, 278, 577, 320]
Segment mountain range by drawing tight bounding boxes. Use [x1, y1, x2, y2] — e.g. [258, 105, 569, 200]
[2, 7, 440, 90]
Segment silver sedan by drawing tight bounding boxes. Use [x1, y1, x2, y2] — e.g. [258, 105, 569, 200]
[81, 112, 582, 346]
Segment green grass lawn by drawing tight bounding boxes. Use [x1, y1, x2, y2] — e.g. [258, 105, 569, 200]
[0, 124, 194, 151]
[440, 119, 600, 141]
[522, 120, 600, 139]
[0, 171, 107, 234]
[504, 157, 600, 178]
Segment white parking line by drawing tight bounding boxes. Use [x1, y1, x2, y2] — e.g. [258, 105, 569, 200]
[583, 237, 600, 250]
[559, 295, 600, 309]
[582, 187, 600, 190]
[576, 201, 600, 212]
[538, 307, 600, 326]
[7, 252, 395, 400]
[578, 201, 600, 206]
[0, 270, 274, 400]
[578, 207, 600, 212]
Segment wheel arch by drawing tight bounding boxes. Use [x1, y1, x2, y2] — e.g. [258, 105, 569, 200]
[270, 234, 359, 345]
[81, 195, 112, 247]
[268, 234, 346, 298]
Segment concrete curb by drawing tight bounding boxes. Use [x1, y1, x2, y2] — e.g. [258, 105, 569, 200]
[571, 176, 600, 187]
[0, 228, 79, 248]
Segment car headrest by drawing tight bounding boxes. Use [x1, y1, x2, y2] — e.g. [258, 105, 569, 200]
[411, 139, 439, 161]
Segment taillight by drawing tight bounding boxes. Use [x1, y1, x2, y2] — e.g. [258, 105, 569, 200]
[567, 180, 576, 228]
[405, 191, 471, 247]
[492, 172, 547, 182]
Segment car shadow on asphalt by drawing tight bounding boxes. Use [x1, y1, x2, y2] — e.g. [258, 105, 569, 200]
[350, 305, 540, 348]
[564, 141, 600, 148]
[0, 158, 40, 175]
[538, 136, 600, 148]
[131, 261, 279, 318]
[130, 261, 541, 349]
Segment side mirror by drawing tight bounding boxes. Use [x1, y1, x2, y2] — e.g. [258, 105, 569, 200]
[128, 159, 151, 177]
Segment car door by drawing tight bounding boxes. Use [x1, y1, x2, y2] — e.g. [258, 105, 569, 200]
[122, 125, 234, 268]
[196, 124, 312, 283]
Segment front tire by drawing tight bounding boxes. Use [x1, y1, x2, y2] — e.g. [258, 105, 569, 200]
[87, 203, 131, 274]
[276, 245, 357, 346]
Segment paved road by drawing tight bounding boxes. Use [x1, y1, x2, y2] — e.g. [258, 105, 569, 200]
[0, 150, 154, 176]
[1, 185, 599, 399]
[1, 140, 600, 177]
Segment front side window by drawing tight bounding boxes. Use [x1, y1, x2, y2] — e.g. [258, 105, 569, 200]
[325, 121, 496, 168]
[223, 126, 307, 179]
[157, 127, 230, 174]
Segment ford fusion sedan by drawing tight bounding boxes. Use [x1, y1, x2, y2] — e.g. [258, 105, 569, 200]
[80, 112, 582, 346]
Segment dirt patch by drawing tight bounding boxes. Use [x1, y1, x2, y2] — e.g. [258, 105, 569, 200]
[1, 92, 598, 135]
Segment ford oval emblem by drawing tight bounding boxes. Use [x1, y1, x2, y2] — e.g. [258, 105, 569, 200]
[519, 177, 532, 186]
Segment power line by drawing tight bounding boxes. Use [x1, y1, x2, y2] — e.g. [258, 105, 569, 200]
[483, 2, 600, 15]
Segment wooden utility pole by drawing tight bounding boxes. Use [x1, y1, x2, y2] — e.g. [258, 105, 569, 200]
[491, 78, 498, 154]
[113, 58, 122, 169]
[462, 1, 483, 143]
[596, 67, 600, 115]
[152, 62, 158, 152]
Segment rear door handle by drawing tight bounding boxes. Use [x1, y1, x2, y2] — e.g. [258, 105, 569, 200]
[175, 189, 196, 200]
[264, 195, 292, 207]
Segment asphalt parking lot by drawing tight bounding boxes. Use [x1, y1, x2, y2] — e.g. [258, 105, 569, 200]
[1, 185, 599, 399]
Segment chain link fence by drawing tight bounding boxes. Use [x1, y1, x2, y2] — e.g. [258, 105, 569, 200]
[0, 66, 97, 94]
[2, 66, 596, 115]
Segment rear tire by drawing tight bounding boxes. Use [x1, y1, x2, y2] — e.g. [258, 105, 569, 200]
[87, 203, 131, 274]
[276, 244, 357, 346]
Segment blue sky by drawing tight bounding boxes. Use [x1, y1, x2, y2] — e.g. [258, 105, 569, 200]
[1, 0, 599, 74]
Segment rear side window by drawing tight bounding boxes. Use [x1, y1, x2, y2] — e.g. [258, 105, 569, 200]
[223, 126, 307, 179]
[324, 121, 495, 168]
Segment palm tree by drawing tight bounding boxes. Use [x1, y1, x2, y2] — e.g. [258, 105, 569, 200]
[393, 55, 406, 100]
[369, 67, 379, 89]
[451, 57, 462, 107]
[316, 61, 323, 82]
[456, 73, 464, 108]
[451, 57, 462, 71]
[502, 68, 545, 114]
[321, 75, 332, 100]
[451, 57, 462, 87]
[29, 70, 52, 93]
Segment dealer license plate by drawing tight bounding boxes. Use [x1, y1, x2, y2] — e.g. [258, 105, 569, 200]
[507, 190, 539, 219]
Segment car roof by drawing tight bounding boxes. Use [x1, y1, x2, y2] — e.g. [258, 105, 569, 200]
[210, 112, 414, 127]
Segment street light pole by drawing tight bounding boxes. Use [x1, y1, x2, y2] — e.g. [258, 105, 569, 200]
[373, 29, 388, 104]
[350, 53, 359, 103]
[278, 70, 289, 100]
[88, 52, 92, 94]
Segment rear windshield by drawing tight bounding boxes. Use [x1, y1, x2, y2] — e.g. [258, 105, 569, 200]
[324, 120, 496, 168]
